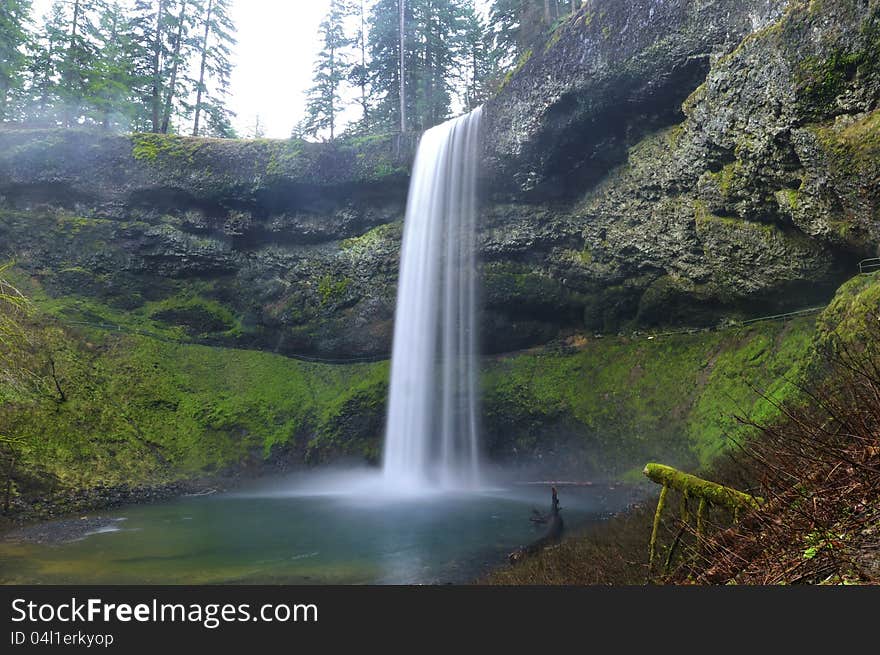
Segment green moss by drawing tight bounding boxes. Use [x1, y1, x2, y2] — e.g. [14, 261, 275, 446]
[794, 7, 880, 112]
[694, 202, 780, 241]
[811, 109, 880, 174]
[0, 307, 390, 490]
[814, 272, 880, 353]
[500, 48, 533, 90]
[686, 320, 813, 465]
[317, 275, 352, 306]
[147, 294, 238, 337]
[131, 133, 203, 165]
[799, 51, 864, 107]
[776, 187, 801, 211]
[482, 317, 816, 475]
[717, 162, 738, 197]
[681, 82, 706, 116]
[340, 222, 399, 253]
[544, 27, 563, 53]
[265, 139, 306, 178]
[482, 261, 583, 312]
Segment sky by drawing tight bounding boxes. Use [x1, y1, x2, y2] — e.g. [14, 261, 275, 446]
[31, 0, 493, 139]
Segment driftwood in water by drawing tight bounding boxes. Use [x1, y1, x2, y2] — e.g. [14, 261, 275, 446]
[509, 487, 564, 564]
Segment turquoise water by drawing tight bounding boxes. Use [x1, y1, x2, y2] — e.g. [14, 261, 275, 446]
[0, 474, 637, 584]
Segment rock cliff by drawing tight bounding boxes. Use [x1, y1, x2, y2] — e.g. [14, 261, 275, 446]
[1, 0, 877, 357]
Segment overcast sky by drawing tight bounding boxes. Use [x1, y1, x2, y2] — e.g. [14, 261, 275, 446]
[31, 0, 492, 139]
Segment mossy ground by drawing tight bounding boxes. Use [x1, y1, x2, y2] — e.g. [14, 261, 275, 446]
[482, 316, 815, 478]
[0, 283, 390, 496]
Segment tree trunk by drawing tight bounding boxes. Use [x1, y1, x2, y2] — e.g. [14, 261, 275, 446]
[64, 0, 81, 127]
[161, 1, 188, 134]
[151, 0, 166, 133]
[3, 454, 14, 516]
[359, 0, 368, 125]
[544, 0, 552, 24]
[103, 12, 120, 130]
[329, 43, 336, 141]
[192, 0, 214, 136]
[399, 0, 406, 133]
[0, 78, 8, 120]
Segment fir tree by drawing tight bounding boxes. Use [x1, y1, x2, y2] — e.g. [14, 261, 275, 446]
[0, 0, 32, 121]
[192, 0, 236, 137]
[303, 0, 354, 141]
[57, 0, 103, 127]
[26, 2, 67, 124]
[348, 0, 370, 131]
[90, 2, 147, 130]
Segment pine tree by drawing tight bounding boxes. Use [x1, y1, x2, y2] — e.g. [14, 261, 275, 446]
[488, 0, 578, 67]
[460, 1, 494, 110]
[367, 0, 410, 132]
[412, 0, 474, 130]
[26, 3, 67, 124]
[56, 0, 103, 127]
[368, 0, 476, 133]
[191, 0, 236, 137]
[159, 0, 194, 134]
[303, 0, 354, 141]
[0, 0, 32, 121]
[90, 2, 148, 130]
[130, 0, 176, 133]
[348, 0, 370, 130]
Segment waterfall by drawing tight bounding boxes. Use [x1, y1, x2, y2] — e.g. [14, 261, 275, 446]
[382, 107, 483, 492]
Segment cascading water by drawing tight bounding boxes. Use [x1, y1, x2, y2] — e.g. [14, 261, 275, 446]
[382, 107, 483, 493]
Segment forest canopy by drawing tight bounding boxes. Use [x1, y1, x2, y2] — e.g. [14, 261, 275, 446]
[0, 0, 582, 139]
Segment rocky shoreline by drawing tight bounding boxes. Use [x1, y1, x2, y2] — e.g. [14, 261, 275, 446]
[0, 478, 222, 542]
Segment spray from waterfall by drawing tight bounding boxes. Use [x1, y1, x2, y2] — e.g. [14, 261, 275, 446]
[382, 107, 483, 492]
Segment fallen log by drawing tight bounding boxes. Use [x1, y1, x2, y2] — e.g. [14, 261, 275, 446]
[643, 463, 762, 513]
[642, 463, 763, 571]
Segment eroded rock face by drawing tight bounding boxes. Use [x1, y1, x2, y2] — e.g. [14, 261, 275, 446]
[478, 0, 879, 336]
[1, 1, 878, 357]
[0, 132, 410, 357]
[481, 0, 792, 199]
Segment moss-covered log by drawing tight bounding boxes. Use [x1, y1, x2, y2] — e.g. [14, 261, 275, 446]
[643, 463, 762, 513]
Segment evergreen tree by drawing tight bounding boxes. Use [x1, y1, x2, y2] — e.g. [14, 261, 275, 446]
[159, 0, 194, 134]
[411, 0, 465, 129]
[56, 0, 104, 127]
[130, 0, 177, 132]
[488, 0, 579, 67]
[191, 0, 236, 137]
[26, 2, 67, 124]
[0, 0, 32, 121]
[460, 1, 494, 110]
[368, 0, 476, 132]
[367, 0, 410, 132]
[303, 0, 354, 141]
[90, 2, 147, 130]
[348, 0, 370, 130]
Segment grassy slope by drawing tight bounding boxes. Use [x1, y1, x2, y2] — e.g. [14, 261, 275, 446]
[1, 319, 389, 492]
[483, 317, 814, 478]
